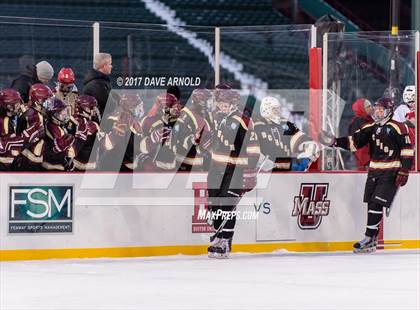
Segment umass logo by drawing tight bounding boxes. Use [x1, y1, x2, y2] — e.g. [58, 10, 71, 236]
[292, 183, 330, 230]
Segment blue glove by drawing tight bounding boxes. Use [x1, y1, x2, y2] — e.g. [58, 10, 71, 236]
[291, 158, 311, 171]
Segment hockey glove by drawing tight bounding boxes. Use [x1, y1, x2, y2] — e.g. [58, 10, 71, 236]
[318, 130, 336, 147]
[395, 169, 409, 187]
[297, 141, 320, 161]
[75, 121, 98, 141]
[243, 168, 257, 193]
[291, 158, 311, 171]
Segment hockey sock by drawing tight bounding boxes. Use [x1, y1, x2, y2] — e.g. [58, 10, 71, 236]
[365, 201, 383, 237]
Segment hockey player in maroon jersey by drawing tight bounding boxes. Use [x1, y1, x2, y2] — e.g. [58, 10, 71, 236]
[206, 87, 260, 258]
[69, 95, 101, 171]
[0, 88, 43, 170]
[42, 98, 75, 171]
[99, 92, 144, 171]
[11, 83, 52, 171]
[254, 96, 318, 172]
[138, 92, 182, 171]
[172, 88, 213, 171]
[320, 97, 414, 253]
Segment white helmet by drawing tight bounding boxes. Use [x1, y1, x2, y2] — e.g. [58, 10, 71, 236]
[260, 96, 281, 124]
[402, 85, 416, 108]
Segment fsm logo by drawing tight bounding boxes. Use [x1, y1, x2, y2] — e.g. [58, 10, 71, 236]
[292, 183, 330, 230]
[9, 185, 73, 233]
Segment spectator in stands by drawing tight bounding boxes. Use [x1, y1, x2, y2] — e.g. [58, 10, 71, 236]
[83, 53, 113, 117]
[11, 60, 54, 103]
[348, 98, 373, 171]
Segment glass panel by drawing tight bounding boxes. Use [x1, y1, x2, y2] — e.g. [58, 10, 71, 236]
[324, 31, 419, 170]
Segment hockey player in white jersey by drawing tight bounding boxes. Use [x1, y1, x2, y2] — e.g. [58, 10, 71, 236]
[393, 85, 415, 125]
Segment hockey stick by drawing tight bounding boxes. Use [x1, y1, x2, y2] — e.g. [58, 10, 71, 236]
[209, 155, 269, 242]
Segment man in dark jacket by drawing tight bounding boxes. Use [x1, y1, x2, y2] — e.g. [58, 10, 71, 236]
[11, 61, 54, 103]
[83, 53, 113, 117]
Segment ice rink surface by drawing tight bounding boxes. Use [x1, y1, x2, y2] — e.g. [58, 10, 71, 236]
[1, 250, 419, 310]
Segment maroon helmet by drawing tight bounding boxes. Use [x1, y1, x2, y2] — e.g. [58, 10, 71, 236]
[191, 89, 212, 107]
[215, 83, 232, 90]
[0, 88, 22, 115]
[156, 92, 182, 118]
[75, 95, 98, 119]
[372, 97, 394, 122]
[28, 83, 53, 110]
[119, 93, 144, 118]
[46, 98, 69, 124]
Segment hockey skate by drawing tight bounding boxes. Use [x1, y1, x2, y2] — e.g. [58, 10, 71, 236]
[207, 237, 222, 258]
[211, 238, 232, 259]
[353, 235, 378, 253]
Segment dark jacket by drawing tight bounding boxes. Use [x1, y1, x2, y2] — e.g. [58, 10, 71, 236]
[82, 69, 112, 117]
[11, 65, 41, 103]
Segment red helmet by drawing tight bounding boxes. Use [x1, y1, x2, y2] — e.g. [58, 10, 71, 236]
[0, 88, 22, 115]
[46, 98, 67, 116]
[28, 83, 53, 108]
[57, 68, 75, 84]
[75, 95, 98, 119]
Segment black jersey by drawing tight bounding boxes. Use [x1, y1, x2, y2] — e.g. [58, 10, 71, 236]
[337, 118, 414, 177]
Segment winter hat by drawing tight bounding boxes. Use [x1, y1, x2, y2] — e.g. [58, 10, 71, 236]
[36, 61, 54, 81]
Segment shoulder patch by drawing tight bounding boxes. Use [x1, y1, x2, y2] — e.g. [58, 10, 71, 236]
[232, 115, 248, 130]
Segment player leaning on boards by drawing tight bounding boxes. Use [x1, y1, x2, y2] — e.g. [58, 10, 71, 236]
[255, 96, 319, 172]
[320, 97, 414, 253]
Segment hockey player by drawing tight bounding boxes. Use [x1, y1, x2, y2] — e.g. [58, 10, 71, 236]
[393, 85, 415, 125]
[54, 68, 78, 115]
[70, 95, 101, 171]
[393, 86, 416, 169]
[320, 97, 414, 253]
[138, 93, 181, 171]
[207, 87, 260, 258]
[99, 92, 144, 171]
[255, 96, 318, 172]
[172, 88, 213, 171]
[0, 89, 43, 170]
[42, 98, 75, 171]
[11, 83, 53, 171]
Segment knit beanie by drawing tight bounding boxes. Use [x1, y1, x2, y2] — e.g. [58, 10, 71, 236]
[36, 61, 54, 81]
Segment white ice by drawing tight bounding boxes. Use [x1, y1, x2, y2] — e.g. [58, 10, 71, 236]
[1, 250, 419, 310]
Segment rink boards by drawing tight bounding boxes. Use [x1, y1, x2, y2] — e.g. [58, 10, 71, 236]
[0, 172, 419, 260]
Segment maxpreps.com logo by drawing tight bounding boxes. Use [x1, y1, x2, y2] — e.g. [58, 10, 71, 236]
[292, 183, 330, 230]
[9, 185, 73, 233]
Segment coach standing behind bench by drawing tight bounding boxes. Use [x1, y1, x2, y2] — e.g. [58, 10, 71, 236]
[83, 53, 113, 117]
